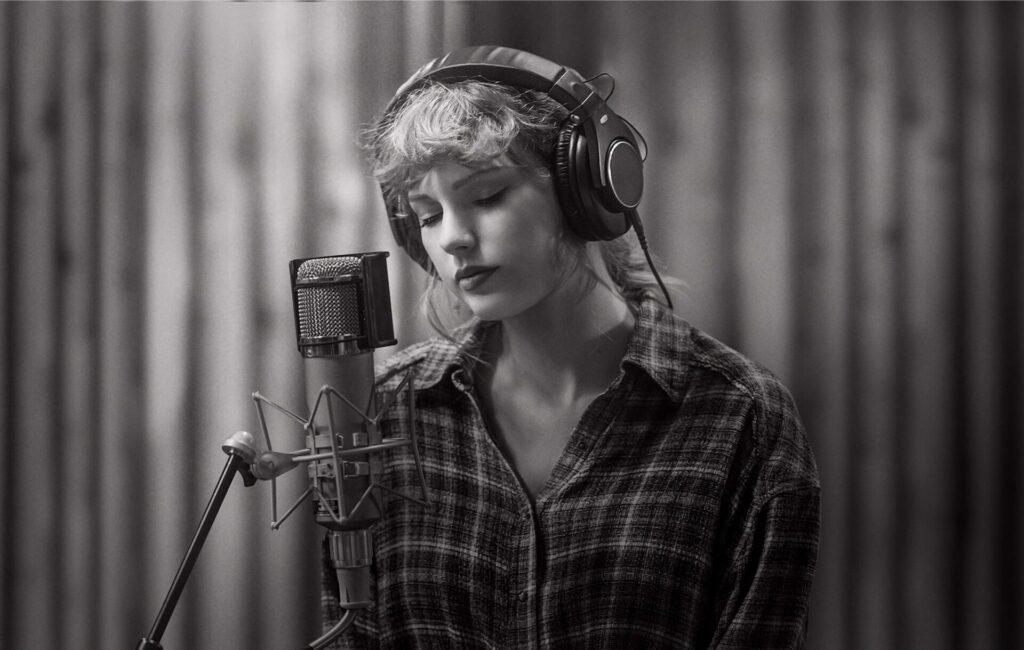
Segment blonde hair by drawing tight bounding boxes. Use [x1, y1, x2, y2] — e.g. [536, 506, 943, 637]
[366, 80, 561, 208]
[362, 79, 677, 338]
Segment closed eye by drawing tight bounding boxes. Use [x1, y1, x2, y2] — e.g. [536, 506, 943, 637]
[413, 183, 508, 228]
[418, 212, 441, 228]
[474, 187, 508, 207]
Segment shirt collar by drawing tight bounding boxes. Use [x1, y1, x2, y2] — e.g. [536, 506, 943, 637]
[409, 297, 690, 401]
[621, 298, 691, 402]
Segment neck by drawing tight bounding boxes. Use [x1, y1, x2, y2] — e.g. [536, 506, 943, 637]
[486, 264, 636, 401]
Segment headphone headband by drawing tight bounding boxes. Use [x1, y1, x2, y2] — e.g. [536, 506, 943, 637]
[385, 46, 594, 118]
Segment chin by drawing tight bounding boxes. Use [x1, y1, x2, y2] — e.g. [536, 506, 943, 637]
[461, 296, 514, 322]
[460, 292, 531, 322]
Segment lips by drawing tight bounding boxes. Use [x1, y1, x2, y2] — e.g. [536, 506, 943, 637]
[454, 266, 497, 291]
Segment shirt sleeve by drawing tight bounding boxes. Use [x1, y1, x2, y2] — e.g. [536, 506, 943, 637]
[710, 485, 821, 649]
[708, 369, 821, 649]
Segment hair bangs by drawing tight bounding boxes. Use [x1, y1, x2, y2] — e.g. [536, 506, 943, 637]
[366, 81, 563, 198]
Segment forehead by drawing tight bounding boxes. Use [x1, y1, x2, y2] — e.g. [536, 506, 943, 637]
[408, 159, 522, 200]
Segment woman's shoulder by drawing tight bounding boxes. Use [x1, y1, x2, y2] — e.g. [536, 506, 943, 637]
[373, 321, 486, 390]
[636, 300, 791, 413]
[683, 324, 818, 489]
[685, 326, 793, 411]
[374, 337, 457, 388]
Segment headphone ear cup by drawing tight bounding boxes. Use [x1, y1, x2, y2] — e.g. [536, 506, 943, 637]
[552, 124, 589, 238]
[552, 122, 632, 241]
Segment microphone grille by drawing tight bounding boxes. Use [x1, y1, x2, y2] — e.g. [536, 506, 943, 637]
[295, 256, 364, 341]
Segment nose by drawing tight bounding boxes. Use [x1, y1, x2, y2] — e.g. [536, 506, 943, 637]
[437, 209, 476, 256]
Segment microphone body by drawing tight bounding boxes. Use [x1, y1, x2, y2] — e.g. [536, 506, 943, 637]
[303, 352, 379, 531]
[290, 252, 397, 608]
[304, 352, 378, 607]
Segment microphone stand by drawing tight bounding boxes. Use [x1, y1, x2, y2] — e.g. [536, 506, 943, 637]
[140, 253, 428, 649]
[136, 434, 258, 650]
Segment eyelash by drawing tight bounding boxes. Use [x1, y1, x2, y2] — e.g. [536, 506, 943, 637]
[416, 188, 507, 228]
[475, 187, 507, 207]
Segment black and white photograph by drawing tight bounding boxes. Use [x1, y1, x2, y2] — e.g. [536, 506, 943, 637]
[1, 2, 1021, 649]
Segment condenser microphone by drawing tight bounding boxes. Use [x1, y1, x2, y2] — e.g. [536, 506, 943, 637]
[289, 252, 397, 609]
[139, 251, 418, 650]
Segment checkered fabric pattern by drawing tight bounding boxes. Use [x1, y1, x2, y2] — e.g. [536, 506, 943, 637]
[322, 298, 820, 649]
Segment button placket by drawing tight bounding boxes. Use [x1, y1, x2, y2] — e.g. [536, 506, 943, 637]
[508, 497, 538, 647]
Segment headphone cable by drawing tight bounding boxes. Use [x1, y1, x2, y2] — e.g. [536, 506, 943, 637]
[627, 210, 674, 311]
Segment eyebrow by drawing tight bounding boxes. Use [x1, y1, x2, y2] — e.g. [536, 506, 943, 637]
[407, 167, 514, 203]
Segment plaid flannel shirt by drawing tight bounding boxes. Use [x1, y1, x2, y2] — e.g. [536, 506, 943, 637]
[322, 298, 820, 649]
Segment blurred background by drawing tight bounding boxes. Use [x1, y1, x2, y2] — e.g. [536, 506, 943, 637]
[1, 1, 1021, 648]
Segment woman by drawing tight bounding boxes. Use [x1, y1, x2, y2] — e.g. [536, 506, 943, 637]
[322, 46, 820, 649]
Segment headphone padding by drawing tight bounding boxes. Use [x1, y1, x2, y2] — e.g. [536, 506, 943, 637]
[552, 124, 589, 238]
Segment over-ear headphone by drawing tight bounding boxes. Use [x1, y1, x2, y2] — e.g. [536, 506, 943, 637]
[380, 45, 645, 272]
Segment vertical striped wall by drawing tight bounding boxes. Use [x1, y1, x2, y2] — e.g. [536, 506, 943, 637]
[1, 2, 1021, 649]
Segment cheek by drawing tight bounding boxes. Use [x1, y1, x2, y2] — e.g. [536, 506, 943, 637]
[418, 231, 449, 273]
[524, 207, 569, 269]
[501, 225, 570, 291]
[503, 189, 565, 256]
